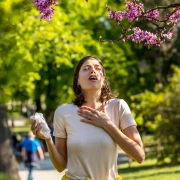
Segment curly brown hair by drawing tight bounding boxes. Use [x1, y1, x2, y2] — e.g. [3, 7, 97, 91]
[72, 56, 118, 107]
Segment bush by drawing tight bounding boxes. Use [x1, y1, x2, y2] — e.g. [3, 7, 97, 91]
[157, 66, 180, 164]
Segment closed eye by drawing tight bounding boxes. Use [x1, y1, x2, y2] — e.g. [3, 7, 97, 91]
[83, 65, 102, 71]
[96, 67, 102, 71]
[84, 66, 89, 70]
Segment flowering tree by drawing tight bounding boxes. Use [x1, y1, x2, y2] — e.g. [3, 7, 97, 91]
[105, 0, 180, 46]
[32, 0, 180, 46]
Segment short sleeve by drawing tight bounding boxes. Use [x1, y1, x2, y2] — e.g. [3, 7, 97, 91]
[119, 99, 137, 130]
[53, 107, 67, 138]
[34, 139, 40, 147]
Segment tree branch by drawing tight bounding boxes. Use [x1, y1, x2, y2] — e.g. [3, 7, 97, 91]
[102, 2, 180, 46]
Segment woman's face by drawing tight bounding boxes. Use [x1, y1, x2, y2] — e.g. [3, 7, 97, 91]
[78, 58, 104, 91]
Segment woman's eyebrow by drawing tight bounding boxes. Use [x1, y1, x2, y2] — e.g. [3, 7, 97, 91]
[82, 65, 90, 68]
[83, 64, 101, 67]
[94, 64, 101, 67]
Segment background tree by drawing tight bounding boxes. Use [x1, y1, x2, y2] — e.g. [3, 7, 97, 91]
[0, 1, 26, 179]
[0, 106, 20, 179]
[157, 66, 180, 165]
[129, 65, 180, 164]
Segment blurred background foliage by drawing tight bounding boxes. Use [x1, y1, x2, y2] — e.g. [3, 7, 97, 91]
[0, 0, 180, 178]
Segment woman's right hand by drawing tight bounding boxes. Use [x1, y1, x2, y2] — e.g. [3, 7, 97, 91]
[31, 120, 51, 140]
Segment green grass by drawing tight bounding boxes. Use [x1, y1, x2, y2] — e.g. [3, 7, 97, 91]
[118, 158, 180, 180]
[142, 135, 156, 144]
[0, 173, 10, 180]
[0, 173, 20, 180]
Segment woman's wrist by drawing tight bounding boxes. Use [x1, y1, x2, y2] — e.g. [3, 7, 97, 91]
[45, 137, 53, 144]
[103, 120, 115, 132]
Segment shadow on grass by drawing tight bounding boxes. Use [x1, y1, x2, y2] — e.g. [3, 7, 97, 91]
[118, 163, 180, 180]
[120, 170, 180, 180]
[117, 153, 130, 164]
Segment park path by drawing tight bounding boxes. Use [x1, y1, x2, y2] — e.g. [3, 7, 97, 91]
[18, 153, 65, 180]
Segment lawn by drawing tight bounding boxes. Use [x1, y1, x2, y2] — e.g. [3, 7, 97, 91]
[118, 158, 180, 180]
[0, 173, 11, 180]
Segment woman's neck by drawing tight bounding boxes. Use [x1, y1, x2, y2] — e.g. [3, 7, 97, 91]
[83, 90, 102, 109]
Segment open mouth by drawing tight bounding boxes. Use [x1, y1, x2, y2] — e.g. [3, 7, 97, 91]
[89, 75, 98, 81]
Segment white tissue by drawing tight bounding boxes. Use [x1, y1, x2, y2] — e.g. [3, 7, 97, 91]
[30, 112, 51, 138]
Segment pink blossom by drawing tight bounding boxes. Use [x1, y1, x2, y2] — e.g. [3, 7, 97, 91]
[125, 0, 139, 3]
[107, 2, 180, 46]
[145, 10, 160, 21]
[164, 7, 180, 24]
[108, 10, 127, 22]
[126, 28, 172, 46]
[125, 9, 142, 20]
[162, 32, 173, 39]
[169, 8, 180, 23]
[127, 27, 159, 45]
[125, 2, 136, 11]
[108, 1, 144, 23]
[32, 0, 57, 20]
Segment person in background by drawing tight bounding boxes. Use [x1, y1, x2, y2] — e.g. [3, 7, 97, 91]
[22, 131, 44, 180]
[16, 132, 26, 152]
[11, 132, 18, 149]
[31, 56, 145, 180]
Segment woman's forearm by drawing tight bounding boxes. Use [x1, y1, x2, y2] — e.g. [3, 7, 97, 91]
[104, 122, 145, 164]
[45, 138, 67, 172]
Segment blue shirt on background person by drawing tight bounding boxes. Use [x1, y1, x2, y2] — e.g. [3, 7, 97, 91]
[23, 138, 40, 152]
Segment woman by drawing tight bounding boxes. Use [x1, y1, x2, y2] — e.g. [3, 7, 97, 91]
[31, 56, 145, 180]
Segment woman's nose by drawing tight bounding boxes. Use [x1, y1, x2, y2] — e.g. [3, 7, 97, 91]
[90, 66, 97, 73]
[90, 67, 96, 74]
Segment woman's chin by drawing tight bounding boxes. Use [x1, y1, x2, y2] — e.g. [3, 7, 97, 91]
[85, 87, 102, 93]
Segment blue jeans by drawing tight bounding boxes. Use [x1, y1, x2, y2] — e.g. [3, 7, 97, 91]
[28, 165, 34, 180]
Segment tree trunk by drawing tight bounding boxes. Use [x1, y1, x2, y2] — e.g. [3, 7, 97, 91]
[0, 105, 20, 180]
[35, 98, 42, 112]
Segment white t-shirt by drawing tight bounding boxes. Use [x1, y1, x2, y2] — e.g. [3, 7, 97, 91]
[53, 98, 136, 180]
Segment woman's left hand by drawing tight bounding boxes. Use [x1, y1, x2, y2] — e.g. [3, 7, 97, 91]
[77, 106, 112, 129]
